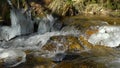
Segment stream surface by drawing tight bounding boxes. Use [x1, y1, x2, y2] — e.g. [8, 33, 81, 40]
[0, 14, 120, 68]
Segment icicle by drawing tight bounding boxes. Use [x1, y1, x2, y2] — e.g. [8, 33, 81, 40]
[0, 0, 34, 41]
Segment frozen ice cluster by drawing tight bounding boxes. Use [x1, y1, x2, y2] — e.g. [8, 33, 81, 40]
[0, 49, 26, 67]
[88, 26, 120, 47]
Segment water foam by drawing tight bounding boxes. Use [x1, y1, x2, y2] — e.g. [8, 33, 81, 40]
[0, 28, 80, 50]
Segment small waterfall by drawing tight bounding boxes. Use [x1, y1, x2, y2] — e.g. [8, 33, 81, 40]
[37, 15, 52, 34]
[0, 29, 80, 50]
[0, 0, 81, 67]
[0, 0, 119, 68]
[37, 14, 63, 34]
[0, 0, 64, 41]
[10, 8, 34, 34]
[0, 0, 34, 41]
[0, 27, 80, 67]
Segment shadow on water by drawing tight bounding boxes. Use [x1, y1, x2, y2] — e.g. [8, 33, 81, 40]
[53, 53, 81, 63]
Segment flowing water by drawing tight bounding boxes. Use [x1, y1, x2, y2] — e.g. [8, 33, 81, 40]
[0, 2, 120, 67]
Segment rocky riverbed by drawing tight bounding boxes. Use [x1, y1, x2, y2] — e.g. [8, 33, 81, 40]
[0, 15, 120, 68]
[0, 0, 120, 68]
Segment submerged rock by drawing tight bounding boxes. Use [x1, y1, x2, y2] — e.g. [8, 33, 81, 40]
[15, 55, 56, 68]
[39, 35, 84, 62]
[55, 58, 107, 68]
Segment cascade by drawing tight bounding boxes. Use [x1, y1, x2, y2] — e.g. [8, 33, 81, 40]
[37, 14, 63, 34]
[0, 0, 34, 41]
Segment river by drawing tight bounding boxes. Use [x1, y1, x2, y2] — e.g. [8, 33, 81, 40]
[0, 13, 120, 68]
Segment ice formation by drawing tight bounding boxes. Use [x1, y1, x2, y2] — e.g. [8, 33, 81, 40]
[0, 49, 26, 67]
[0, 0, 34, 41]
[88, 26, 120, 47]
[38, 14, 63, 34]
[10, 8, 34, 35]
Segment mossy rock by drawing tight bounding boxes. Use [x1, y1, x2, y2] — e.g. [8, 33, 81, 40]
[16, 54, 55, 68]
[79, 36, 119, 57]
[41, 35, 84, 52]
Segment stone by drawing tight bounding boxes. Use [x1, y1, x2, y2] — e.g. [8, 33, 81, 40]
[17, 55, 55, 68]
[40, 35, 84, 62]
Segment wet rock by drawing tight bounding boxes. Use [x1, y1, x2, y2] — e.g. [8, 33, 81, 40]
[52, 20, 63, 31]
[52, 53, 66, 62]
[51, 35, 120, 68]
[0, 12, 120, 68]
[41, 35, 84, 52]
[85, 28, 98, 38]
[79, 36, 118, 57]
[55, 59, 107, 68]
[15, 55, 55, 68]
[39, 35, 83, 61]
